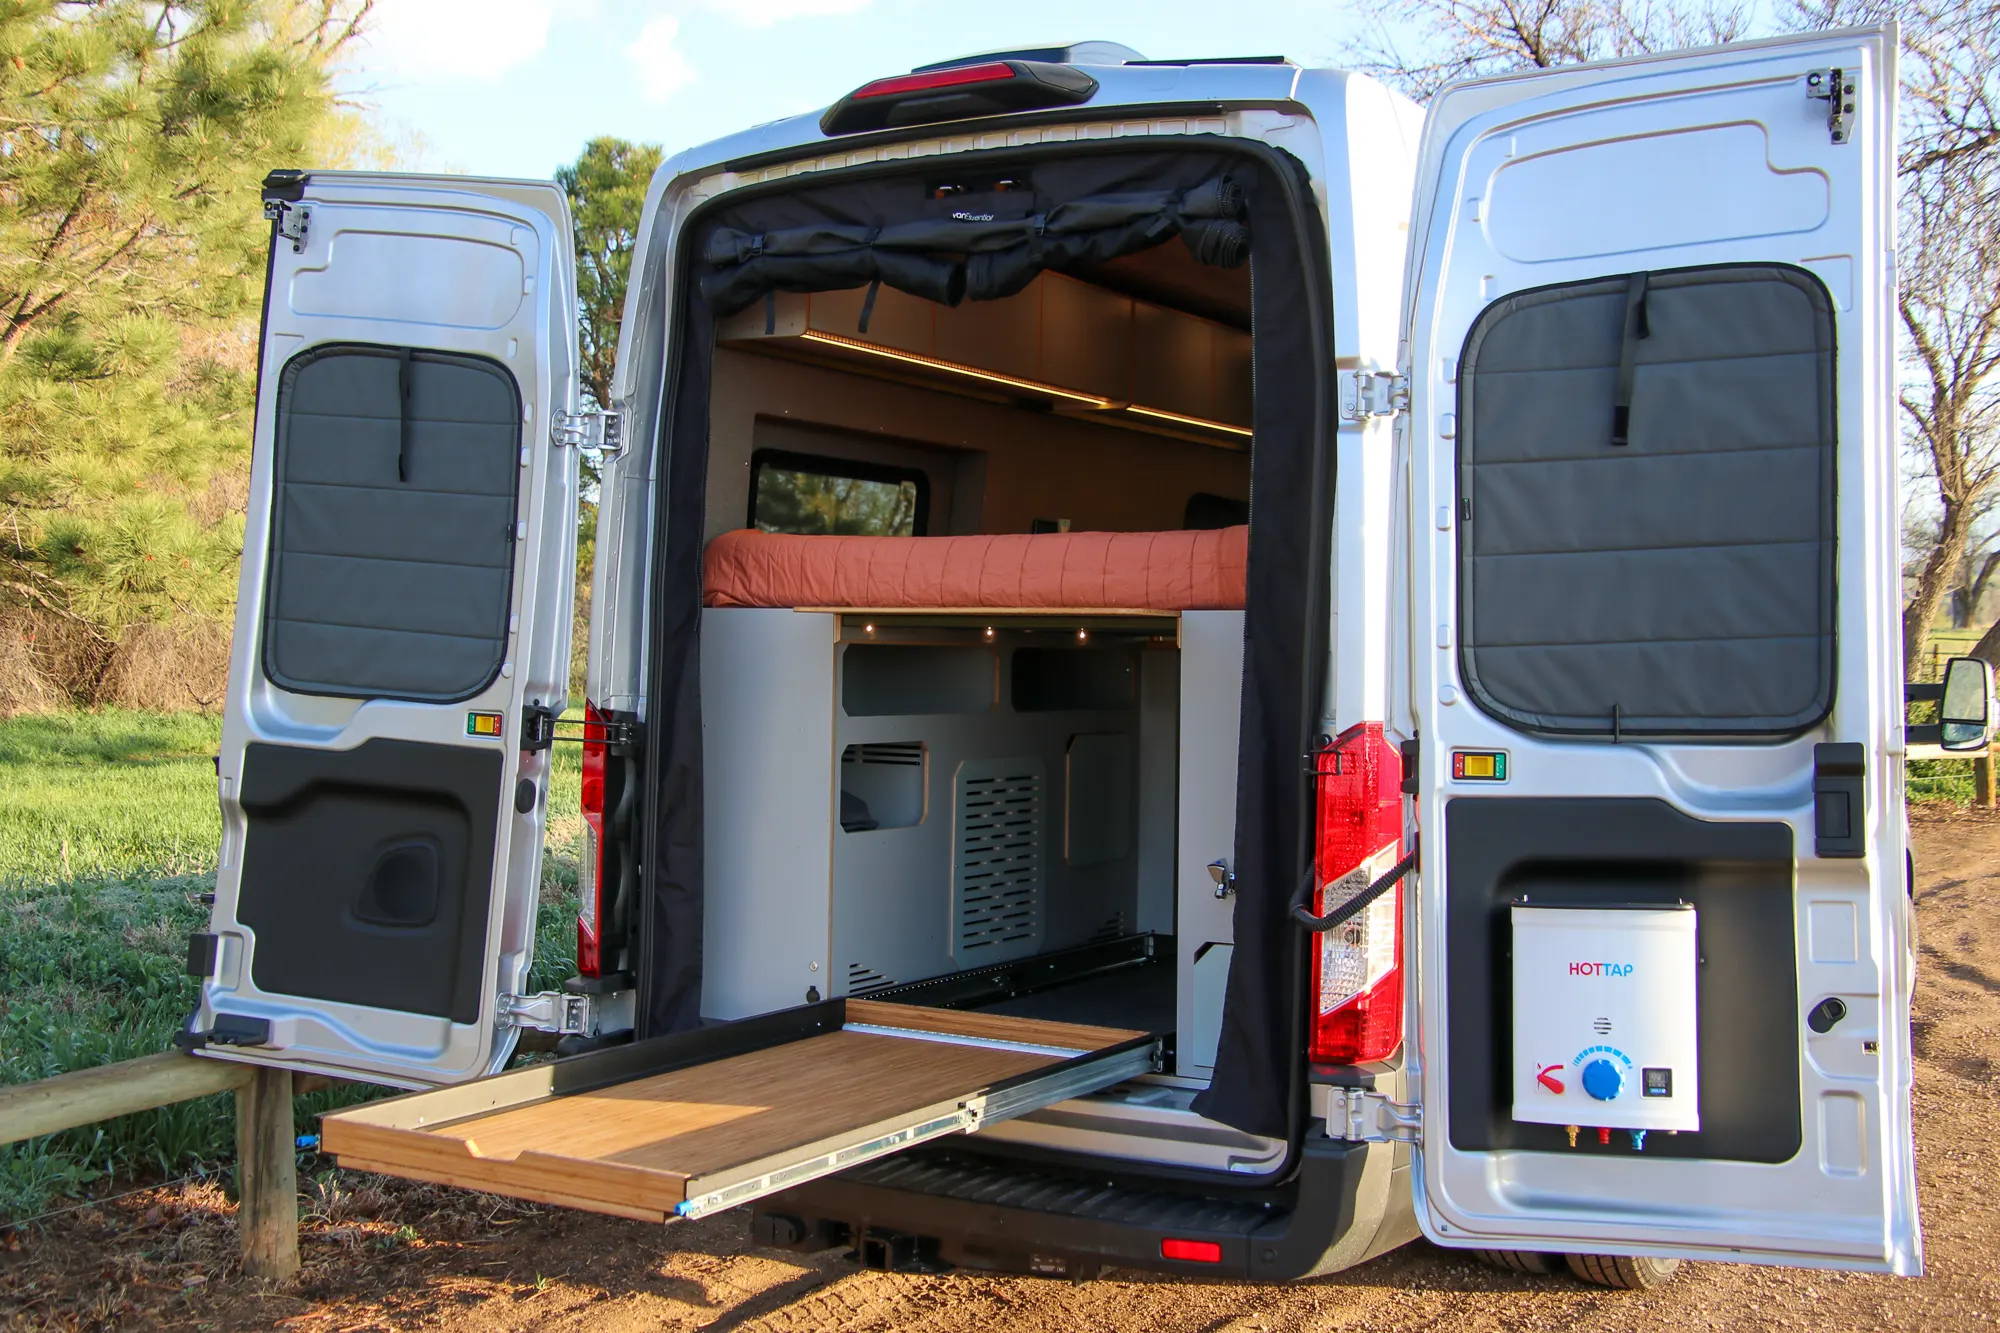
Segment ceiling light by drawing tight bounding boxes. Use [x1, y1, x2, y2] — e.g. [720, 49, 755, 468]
[797, 330, 1114, 409]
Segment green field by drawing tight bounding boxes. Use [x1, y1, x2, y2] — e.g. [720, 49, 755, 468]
[0, 711, 582, 1222]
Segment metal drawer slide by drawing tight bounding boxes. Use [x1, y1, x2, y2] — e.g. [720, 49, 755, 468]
[321, 998, 1156, 1223]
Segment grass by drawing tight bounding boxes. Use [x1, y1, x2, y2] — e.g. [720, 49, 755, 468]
[0, 709, 582, 1223]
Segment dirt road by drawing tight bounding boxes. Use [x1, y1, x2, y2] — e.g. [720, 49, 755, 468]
[5, 807, 1998, 1332]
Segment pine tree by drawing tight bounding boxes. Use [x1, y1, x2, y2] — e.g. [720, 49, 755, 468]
[0, 0, 364, 703]
[557, 136, 664, 416]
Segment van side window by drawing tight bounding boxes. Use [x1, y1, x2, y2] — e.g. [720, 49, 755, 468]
[262, 343, 523, 702]
[1456, 264, 1836, 739]
[749, 448, 928, 537]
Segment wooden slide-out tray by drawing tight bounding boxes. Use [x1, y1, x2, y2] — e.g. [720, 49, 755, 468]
[321, 999, 1154, 1223]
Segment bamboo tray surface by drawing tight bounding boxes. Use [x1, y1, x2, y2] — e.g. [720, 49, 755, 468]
[322, 1000, 1147, 1224]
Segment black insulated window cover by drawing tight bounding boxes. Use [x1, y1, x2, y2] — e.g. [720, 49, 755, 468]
[263, 345, 523, 702]
[1457, 264, 1837, 738]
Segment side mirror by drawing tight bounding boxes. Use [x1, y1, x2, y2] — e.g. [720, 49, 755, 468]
[1940, 656, 1995, 752]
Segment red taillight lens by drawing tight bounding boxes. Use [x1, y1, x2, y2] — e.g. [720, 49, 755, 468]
[1160, 1238, 1222, 1263]
[850, 61, 1017, 100]
[1308, 722, 1406, 1065]
[577, 700, 608, 977]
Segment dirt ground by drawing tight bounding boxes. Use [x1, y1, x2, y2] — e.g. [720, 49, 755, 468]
[5, 807, 1998, 1332]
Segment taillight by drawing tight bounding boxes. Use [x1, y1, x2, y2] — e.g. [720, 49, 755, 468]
[577, 700, 608, 977]
[1308, 722, 1406, 1065]
[820, 60, 1098, 136]
[849, 61, 1016, 100]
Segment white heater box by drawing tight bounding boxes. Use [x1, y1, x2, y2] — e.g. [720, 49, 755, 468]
[1510, 903, 1700, 1133]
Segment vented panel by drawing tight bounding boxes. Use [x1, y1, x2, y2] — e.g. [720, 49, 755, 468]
[846, 962, 893, 995]
[840, 741, 927, 830]
[951, 758, 1046, 963]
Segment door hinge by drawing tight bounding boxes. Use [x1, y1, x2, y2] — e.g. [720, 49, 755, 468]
[1806, 67, 1857, 145]
[499, 987, 634, 1038]
[1338, 369, 1408, 423]
[263, 199, 310, 252]
[1323, 1087, 1421, 1145]
[553, 409, 625, 455]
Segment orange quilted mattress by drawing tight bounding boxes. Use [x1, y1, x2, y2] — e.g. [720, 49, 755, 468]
[703, 526, 1248, 611]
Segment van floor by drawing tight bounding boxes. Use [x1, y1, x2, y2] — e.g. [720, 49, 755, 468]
[866, 936, 1176, 1038]
[973, 955, 1174, 1036]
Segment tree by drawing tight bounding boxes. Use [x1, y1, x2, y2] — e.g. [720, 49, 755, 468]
[1797, 0, 2000, 676]
[557, 136, 664, 415]
[0, 1, 366, 705]
[1348, 0, 1749, 98]
[1894, 162, 2000, 670]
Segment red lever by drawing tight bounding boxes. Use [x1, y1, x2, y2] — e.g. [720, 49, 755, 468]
[1536, 1064, 1566, 1094]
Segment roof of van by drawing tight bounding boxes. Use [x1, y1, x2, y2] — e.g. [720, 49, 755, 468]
[660, 54, 1310, 178]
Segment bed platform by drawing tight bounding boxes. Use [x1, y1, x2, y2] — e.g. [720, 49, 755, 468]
[703, 525, 1248, 612]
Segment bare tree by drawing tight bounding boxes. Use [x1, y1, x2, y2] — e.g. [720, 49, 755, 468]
[1895, 164, 2000, 670]
[1347, 0, 1749, 99]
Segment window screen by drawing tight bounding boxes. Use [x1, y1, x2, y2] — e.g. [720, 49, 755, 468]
[749, 448, 927, 536]
[263, 345, 522, 702]
[1456, 264, 1836, 738]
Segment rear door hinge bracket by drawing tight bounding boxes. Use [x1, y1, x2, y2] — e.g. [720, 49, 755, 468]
[1338, 368, 1408, 423]
[499, 987, 634, 1038]
[263, 199, 310, 252]
[522, 700, 640, 753]
[1324, 1087, 1422, 1145]
[553, 408, 625, 455]
[1806, 67, 1857, 144]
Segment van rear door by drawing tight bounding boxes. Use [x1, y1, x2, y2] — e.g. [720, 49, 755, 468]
[186, 173, 582, 1086]
[1403, 31, 1917, 1270]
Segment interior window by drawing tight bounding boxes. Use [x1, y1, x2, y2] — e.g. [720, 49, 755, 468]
[263, 343, 522, 702]
[1456, 264, 1836, 738]
[749, 448, 927, 536]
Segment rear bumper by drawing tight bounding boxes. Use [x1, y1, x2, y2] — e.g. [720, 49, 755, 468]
[750, 1130, 1413, 1281]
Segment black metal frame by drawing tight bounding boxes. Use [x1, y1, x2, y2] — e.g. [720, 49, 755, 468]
[859, 933, 1166, 1011]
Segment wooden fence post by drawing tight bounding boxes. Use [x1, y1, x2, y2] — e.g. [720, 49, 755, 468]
[1977, 755, 1997, 810]
[234, 1066, 299, 1282]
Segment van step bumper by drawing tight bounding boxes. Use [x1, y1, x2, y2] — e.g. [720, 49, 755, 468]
[749, 1134, 1388, 1281]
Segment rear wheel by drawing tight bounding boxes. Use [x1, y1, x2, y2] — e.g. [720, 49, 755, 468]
[1470, 1249, 1561, 1275]
[1565, 1253, 1683, 1290]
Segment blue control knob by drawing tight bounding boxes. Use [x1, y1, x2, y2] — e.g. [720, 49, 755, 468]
[1581, 1058, 1625, 1102]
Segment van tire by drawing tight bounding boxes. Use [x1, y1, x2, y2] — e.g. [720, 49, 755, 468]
[1470, 1249, 1560, 1275]
[1564, 1253, 1682, 1289]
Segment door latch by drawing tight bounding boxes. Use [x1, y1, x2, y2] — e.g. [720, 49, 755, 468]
[1207, 860, 1236, 898]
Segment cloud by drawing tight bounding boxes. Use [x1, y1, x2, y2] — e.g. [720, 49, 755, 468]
[624, 0, 876, 103]
[628, 14, 697, 104]
[358, 0, 589, 82]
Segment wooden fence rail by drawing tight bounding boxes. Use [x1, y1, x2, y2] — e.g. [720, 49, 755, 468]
[0, 1053, 297, 1280]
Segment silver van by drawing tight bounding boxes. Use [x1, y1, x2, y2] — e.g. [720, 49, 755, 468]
[184, 27, 1966, 1287]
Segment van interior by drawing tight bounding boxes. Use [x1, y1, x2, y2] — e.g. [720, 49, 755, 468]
[692, 223, 1259, 1116]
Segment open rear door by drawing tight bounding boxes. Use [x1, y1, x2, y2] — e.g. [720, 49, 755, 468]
[1403, 31, 1917, 1270]
[185, 173, 582, 1086]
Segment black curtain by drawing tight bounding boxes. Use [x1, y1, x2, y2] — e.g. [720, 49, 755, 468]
[640, 142, 1332, 1144]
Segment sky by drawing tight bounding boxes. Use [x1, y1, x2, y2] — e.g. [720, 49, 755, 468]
[345, 0, 1379, 180]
